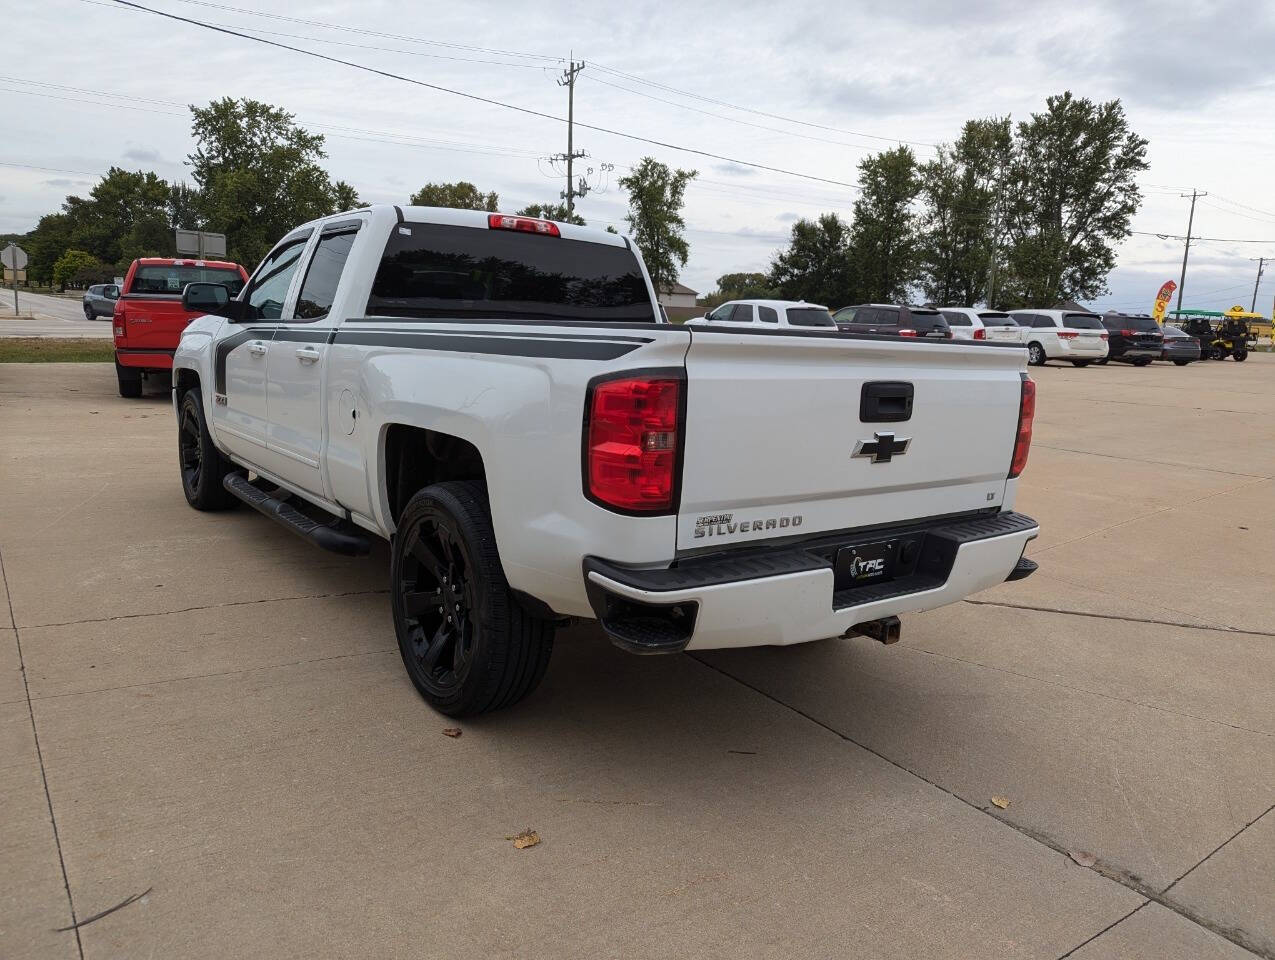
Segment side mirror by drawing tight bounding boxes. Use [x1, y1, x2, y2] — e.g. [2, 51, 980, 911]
[182, 282, 232, 317]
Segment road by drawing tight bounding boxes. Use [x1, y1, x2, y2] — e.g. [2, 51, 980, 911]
[0, 290, 113, 337]
[1, 357, 1272, 959]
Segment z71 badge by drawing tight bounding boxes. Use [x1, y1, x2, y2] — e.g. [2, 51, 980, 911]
[694, 512, 803, 538]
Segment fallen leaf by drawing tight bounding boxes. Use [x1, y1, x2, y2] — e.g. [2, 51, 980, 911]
[442, 727, 462, 738]
[990, 795, 1010, 809]
[1069, 850, 1097, 868]
[507, 829, 540, 849]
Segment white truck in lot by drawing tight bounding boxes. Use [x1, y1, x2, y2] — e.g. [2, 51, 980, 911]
[171, 206, 1040, 716]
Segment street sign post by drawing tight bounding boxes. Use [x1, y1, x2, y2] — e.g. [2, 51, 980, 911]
[1, 243, 28, 315]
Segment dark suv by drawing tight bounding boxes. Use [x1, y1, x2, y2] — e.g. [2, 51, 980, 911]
[832, 304, 952, 339]
[1100, 312, 1163, 366]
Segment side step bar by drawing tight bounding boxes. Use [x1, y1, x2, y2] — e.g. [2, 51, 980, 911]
[223, 474, 371, 557]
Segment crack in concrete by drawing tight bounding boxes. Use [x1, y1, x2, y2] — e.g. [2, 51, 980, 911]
[901, 645, 1273, 738]
[691, 654, 1271, 959]
[19, 588, 390, 630]
[1033, 443, 1272, 481]
[963, 599, 1275, 639]
[0, 546, 84, 960]
[1055, 901, 1149, 960]
[28, 648, 398, 703]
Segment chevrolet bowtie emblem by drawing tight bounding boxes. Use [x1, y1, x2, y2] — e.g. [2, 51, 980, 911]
[853, 431, 911, 464]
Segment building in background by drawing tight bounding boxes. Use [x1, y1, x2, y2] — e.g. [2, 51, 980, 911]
[658, 282, 699, 323]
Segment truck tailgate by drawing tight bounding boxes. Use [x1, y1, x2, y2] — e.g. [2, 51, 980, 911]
[678, 330, 1026, 550]
[118, 295, 194, 349]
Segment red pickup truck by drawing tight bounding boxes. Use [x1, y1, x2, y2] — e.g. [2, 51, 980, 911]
[113, 257, 249, 397]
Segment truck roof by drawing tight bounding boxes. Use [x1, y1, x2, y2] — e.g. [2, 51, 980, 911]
[299, 205, 631, 249]
[132, 257, 243, 270]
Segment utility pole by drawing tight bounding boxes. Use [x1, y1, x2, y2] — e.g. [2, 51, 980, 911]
[1251, 256, 1266, 313]
[1176, 189, 1206, 314]
[552, 56, 588, 216]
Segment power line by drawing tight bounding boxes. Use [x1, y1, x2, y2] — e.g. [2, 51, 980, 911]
[96, 0, 863, 190]
[1131, 230, 1275, 243]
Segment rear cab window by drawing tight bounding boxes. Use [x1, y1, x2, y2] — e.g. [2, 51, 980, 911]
[730, 303, 756, 323]
[367, 223, 658, 323]
[294, 229, 358, 321]
[786, 307, 835, 327]
[129, 263, 246, 296]
[757, 306, 778, 323]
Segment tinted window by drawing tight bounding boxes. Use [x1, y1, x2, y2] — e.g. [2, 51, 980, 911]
[131, 264, 245, 296]
[1026, 315, 1054, 328]
[707, 304, 733, 321]
[978, 312, 1016, 326]
[1063, 313, 1104, 330]
[941, 310, 971, 326]
[758, 305, 778, 323]
[294, 231, 357, 320]
[367, 223, 656, 323]
[786, 307, 835, 327]
[868, 308, 898, 326]
[246, 242, 307, 321]
[833, 306, 857, 324]
[1105, 314, 1160, 332]
[730, 303, 755, 323]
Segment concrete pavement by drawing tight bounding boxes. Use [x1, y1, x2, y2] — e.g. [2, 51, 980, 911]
[0, 291, 113, 338]
[1, 357, 1272, 959]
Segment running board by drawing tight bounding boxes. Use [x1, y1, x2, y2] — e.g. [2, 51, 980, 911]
[223, 474, 371, 557]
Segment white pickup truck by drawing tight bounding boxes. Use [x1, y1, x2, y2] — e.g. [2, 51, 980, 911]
[172, 206, 1039, 716]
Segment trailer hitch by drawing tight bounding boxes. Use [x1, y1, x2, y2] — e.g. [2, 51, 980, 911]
[848, 615, 901, 645]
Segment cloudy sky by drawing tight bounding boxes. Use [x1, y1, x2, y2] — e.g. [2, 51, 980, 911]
[4, 0, 1275, 313]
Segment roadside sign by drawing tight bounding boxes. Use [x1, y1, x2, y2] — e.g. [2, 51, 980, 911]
[175, 230, 227, 258]
[2, 243, 26, 315]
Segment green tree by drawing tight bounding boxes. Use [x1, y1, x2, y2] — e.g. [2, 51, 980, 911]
[917, 118, 1012, 307]
[516, 201, 585, 226]
[189, 98, 352, 267]
[409, 181, 498, 211]
[997, 92, 1148, 307]
[617, 157, 697, 293]
[26, 213, 73, 287]
[168, 182, 202, 230]
[52, 249, 110, 290]
[333, 180, 361, 212]
[849, 146, 921, 303]
[767, 213, 857, 307]
[62, 167, 174, 268]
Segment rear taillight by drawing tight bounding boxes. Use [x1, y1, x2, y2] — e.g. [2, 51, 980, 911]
[1099, 333, 1109, 340]
[488, 213, 560, 236]
[973, 328, 986, 340]
[1057, 331, 1078, 340]
[585, 375, 682, 512]
[1009, 376, 1035, 479]
[898, 329, 917, 338]
[1120, 329, 1137, 337]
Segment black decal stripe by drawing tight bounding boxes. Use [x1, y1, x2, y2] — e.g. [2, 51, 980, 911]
[214, 327, 275, 396]
[332, 330, 642, 360]
[271, 328, 335, 344]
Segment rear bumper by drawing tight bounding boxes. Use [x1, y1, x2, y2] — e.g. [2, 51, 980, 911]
[115, 348, 175, 370]
[584, 511, 1039, 652]
[1112, 346, 1161, 360]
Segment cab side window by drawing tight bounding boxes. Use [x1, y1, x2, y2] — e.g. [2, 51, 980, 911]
[294, 230, 357, 321]
[730, 303, 755, 323]
[758, 306, 778, 323]
[245, 239, 308, 321]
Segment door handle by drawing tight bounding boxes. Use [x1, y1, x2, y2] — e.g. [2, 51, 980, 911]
[248, 341, 268, 357]
[296, 346, 321, 363]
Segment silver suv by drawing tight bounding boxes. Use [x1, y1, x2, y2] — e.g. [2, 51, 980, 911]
[82, 283, 119, 320]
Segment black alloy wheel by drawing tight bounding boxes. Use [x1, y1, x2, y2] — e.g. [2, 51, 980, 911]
[176, 388, 236, 510]
[398, 514, 477, 697]
[391, 482, 554, 716]
[179, 400, 203, 494]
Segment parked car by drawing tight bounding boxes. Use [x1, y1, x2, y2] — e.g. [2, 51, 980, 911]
[689, 299, 836, 329]
[1159, 324, 1201, 365]
[938, 307, 1021, 342]
[171, 206, 1039, 716]
[113, 257, 250, 397]
[833, 304, 952, 339]
[82, 283, 119, 319]
[1099, 312, 1163, 365]
[1008, 309, 1109, 366]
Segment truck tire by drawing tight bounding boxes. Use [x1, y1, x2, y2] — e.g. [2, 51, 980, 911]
[115, 360, 143, 399]
[177, 388, 237, 510]
[1070, 360, 1091, 367]
[391, 481, 554, 717]
[1173, 359, 1190, 366]
[1028, 342, 1046, 366]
